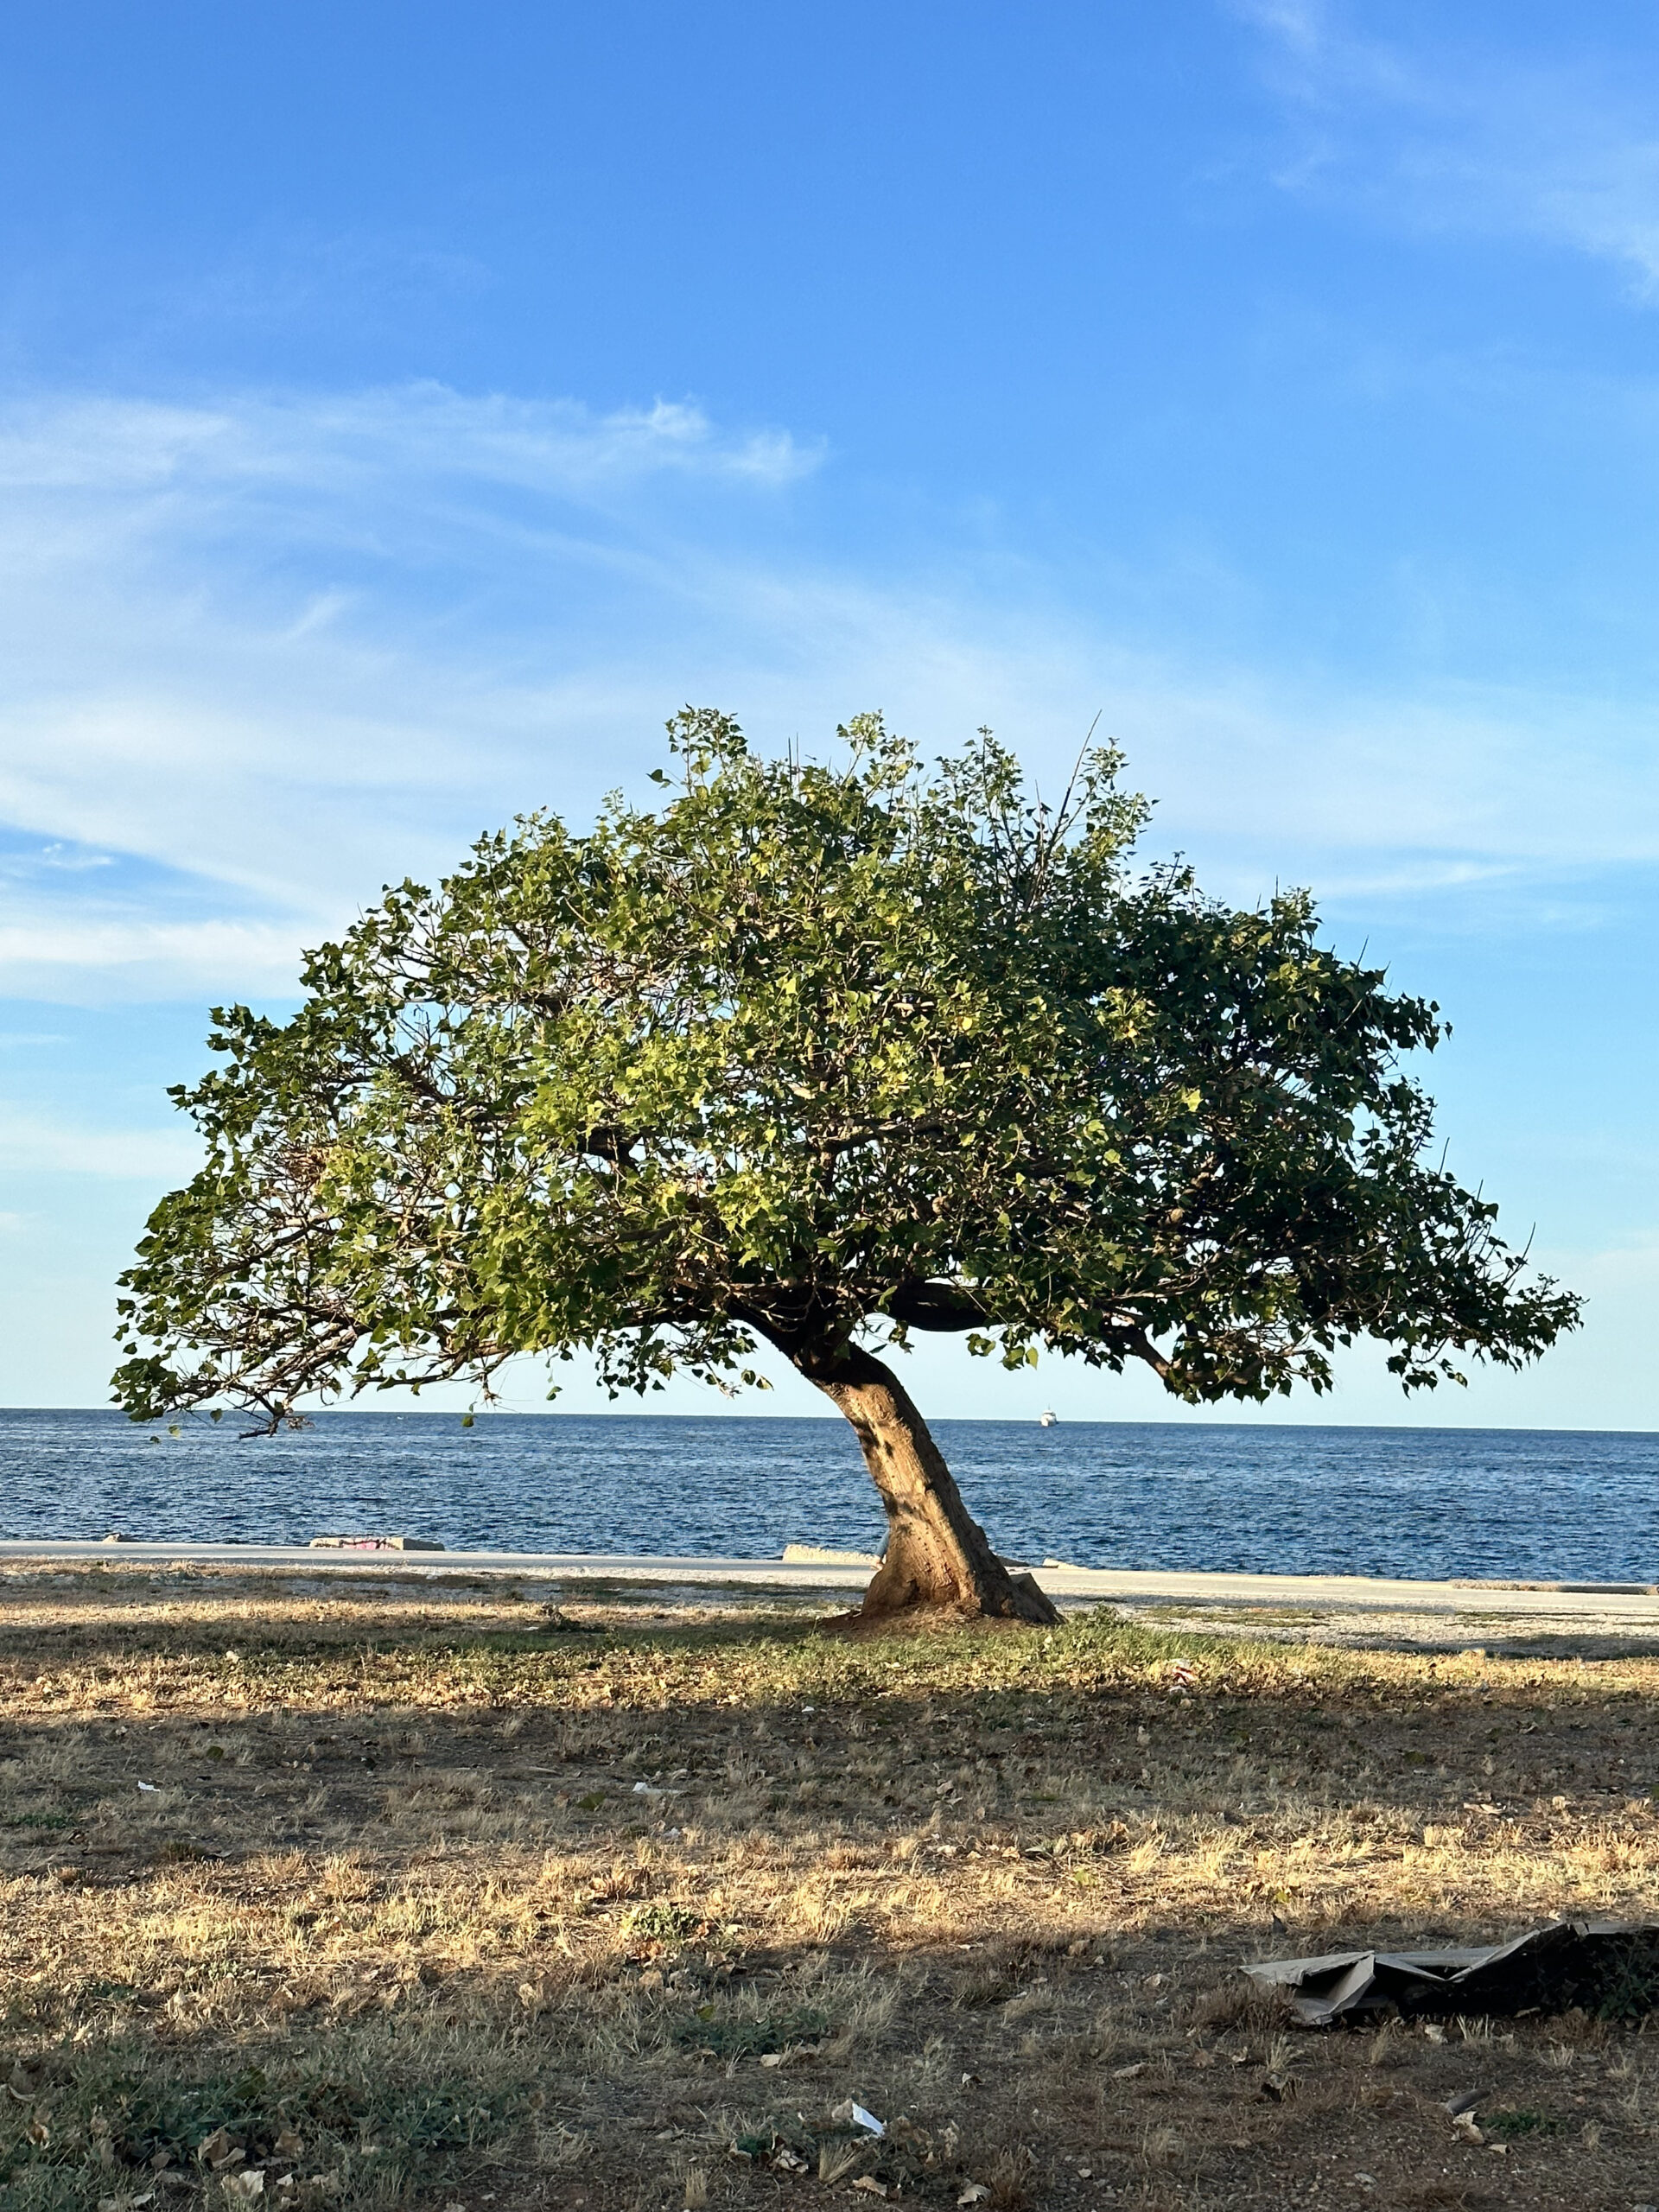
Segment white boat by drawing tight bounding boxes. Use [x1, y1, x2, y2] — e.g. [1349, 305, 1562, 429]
[1039, 1409, 1058, 1427]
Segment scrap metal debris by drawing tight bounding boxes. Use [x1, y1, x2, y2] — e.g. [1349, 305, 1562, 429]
[1243, 1918, 1659, 2027]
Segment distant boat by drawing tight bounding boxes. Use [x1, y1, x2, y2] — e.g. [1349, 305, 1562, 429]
[1039, 1409, 1058, 1427]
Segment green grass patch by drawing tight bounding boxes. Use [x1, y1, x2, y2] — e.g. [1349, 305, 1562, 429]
[0, 2034, 535, 2212]
[672, 2005, 830, 2059]
[1484, 2109, 1563, 2139]
[620, 1900, 703, 1944]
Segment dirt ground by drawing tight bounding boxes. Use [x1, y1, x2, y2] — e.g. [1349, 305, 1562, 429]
[5, 1565, 1659, 2212]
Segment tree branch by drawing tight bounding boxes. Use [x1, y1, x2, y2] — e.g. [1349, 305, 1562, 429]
[884, 1280, 989, 1332]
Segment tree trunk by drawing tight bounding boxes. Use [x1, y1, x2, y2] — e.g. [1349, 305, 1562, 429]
[802, 1343, 1059, 1624]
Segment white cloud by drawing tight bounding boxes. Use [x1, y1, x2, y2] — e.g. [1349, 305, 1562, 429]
[0, 393, 827, 522]
[0, 917, 308, 1002]
[0, 385, 823, 997]
[1234, 1, 1324, 58]
[1235, 3, 1659, 291]
[34, 845, 113, 872]
[1531, 149, 1659, 296]
[0, 386, 818, 499]
[0, 1109, 200, 1180]
[0, 377, 1656, 1004]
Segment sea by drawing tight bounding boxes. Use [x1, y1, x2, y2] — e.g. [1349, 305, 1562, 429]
[2, 1408, 1657, 1583]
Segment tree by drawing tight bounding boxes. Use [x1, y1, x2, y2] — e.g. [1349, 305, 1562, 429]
[114, 711, 1580, 1623]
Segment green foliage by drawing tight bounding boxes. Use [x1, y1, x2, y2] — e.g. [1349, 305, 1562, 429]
[0, 2037, 527, 2212]
[113, 708, 1577, 1430]
[620, 1899, 705, 1944]
[1483, 2109, 1562, 2139]
[672, 2005, 830, 2057]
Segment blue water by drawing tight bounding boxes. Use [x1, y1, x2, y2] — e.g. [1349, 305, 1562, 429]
[2, 1409, 1657, 1582]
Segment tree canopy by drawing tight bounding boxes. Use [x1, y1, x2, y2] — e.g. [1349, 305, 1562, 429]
[114, 710, 1580, 1619]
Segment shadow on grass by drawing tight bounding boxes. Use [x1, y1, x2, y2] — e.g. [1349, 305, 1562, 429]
[7, 1587, 1659, 2208]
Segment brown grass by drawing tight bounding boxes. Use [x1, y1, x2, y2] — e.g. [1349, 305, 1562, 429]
[4, 1564, 1659, 2210]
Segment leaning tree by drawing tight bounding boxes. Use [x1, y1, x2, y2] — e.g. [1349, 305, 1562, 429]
[114, 710, 1579, 1623]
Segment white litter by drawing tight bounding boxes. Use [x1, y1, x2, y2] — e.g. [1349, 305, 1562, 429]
[830, 2100, 886, 2138]
[137, 1782, 160, 1794]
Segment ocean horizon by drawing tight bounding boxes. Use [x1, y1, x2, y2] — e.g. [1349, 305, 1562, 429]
[3, 1408, 1656, 1585]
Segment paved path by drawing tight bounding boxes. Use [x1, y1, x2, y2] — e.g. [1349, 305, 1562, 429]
[3, 1539, 1658, 1636]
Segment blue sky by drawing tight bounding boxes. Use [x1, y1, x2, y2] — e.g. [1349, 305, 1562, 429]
[2, 0, 1657, 1424]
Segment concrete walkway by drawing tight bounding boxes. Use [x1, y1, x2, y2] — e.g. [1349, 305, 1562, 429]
[3, 1539, 1659, 1637]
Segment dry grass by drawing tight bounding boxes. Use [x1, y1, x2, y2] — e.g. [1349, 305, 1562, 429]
[5, 1565, 1659, 2210]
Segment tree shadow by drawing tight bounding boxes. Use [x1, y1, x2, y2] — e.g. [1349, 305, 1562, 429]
[5, 1586, 1659, 2209]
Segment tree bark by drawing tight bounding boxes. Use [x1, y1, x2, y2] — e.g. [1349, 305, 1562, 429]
[801, 1342, 1059, 1624]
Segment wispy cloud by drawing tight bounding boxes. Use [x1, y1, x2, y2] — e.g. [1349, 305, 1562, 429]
[0, 384, 823, 999]
[0, 385, 818, 499]
[0, 918, 308, 1001]
[1234, 1, 1659, 292]
[0, 1109, 200, 1179]
[31, 845, 113, 873]
[1, 376, 1656, 1003]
